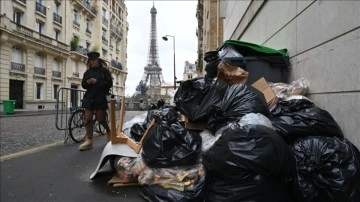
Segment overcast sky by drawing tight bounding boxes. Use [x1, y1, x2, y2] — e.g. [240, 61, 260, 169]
[124, 0, 198, 96]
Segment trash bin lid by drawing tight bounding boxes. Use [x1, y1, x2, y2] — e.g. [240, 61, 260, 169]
[217, 40, 288, 56]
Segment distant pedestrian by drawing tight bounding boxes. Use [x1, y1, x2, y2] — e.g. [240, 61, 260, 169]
[79, 51, 113, 151]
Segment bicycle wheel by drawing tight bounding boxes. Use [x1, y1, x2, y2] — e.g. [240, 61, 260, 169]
[68, 109, 87, 143]
[97, 110, 109, 136]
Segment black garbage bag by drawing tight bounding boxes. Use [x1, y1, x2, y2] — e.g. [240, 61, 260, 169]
[290, 136, 360, 202]
[174, 76, 215, 122]
[270, 99, 344, 144]
[204, 58, 221, 79]
[146, 107, 178, 125]
[138, 168, 207, 202]
[129, 122, 148, 142]
[202, 124, 296, 201]
[141, 108, 202, 168]
[206, 83, 269, 133]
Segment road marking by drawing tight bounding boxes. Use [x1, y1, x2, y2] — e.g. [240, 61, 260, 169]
[0, 141, 63, 162]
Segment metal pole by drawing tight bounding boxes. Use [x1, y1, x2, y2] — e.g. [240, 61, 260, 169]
[173, 36, 176, 90]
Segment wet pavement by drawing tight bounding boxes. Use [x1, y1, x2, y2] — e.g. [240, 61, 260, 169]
[0, 110, 146, 202]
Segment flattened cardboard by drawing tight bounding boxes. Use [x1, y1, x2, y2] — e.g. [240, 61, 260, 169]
[251, 77, 276, 104]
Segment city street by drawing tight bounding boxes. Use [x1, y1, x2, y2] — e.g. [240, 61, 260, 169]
[0, 110, 147, 202]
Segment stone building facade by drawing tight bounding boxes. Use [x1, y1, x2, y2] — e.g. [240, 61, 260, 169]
[0, 0, 128, 111]
[196, 0, 360, 148]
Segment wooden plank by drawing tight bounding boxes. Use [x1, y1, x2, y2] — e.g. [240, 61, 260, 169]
[108, 96, 157, 153]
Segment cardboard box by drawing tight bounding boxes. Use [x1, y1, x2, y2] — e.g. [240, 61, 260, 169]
[181, 115, 207, 130]
[251, 77, 276, 104]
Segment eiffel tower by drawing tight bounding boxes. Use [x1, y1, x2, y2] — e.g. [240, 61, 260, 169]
[140, 3, 165, 98]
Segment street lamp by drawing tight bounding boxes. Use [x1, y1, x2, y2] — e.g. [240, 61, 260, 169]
[162, 35, 176, 90]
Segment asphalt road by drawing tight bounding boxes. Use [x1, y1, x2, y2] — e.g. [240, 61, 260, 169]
[0, 110, 148, 202]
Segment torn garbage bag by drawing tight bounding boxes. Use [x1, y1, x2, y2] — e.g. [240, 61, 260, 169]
[290, 136, 360, 202]
[141, 108, 202, 168]
[202, 124, 295, 202]
[138, 164, 206, 202]
[270, 99, 344, 144]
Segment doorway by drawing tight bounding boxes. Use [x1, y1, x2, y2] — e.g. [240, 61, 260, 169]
[9, 80, 24, 109]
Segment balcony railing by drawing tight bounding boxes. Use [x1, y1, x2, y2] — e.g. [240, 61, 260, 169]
[35, 2, 46, 15]
[34, 67, 45, 75]
[17, 0, 26, 4]
[72, 72, 79, 77]
[52, 70, 61, 78]
[102, 17, 108, 25]
[110, 24, 123, 39]
[73, 20, 80, 27]
[0, 16, 69, 51]
[74, 0, 97, 16]
[11, 62, 25, 71]
[71, 46, 88, 56]
[111, 59, 122, 70]
[53, 13, 62, 24]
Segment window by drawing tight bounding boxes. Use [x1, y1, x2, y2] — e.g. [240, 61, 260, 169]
[35, 53, 43, 68]
[13, 10, 22, 25]
[53, 59, 60, 71]
[36, 20, 44, 34]
[86, 19, 90, 30]
[102, 49, 107, 58]
[86, 42, 91, 52]
[53, 84, 60, 99]
[36, 83, 44, 100]
[53, 30, 60, 41]
[73, 10, 79, 23]
[54, 2, 60, 14]
[12, 46, 22, 63]
[102, 28, 107, 38]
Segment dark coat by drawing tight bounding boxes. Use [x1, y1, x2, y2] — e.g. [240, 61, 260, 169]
[81, 66, 113, 110]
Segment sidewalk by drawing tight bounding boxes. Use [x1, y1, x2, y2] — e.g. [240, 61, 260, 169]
[0, 135, 144, 202]
[0, 109, 58, 118]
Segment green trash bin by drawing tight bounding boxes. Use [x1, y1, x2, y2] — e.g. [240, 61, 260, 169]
[3, 100, 16, 115]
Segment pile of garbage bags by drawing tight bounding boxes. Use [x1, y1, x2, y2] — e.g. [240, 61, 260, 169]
[112, 40, 360, 202]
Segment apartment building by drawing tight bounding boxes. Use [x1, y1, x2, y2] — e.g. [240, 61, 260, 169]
[0, 0, 128, 111]
[196, 0, 223, 74]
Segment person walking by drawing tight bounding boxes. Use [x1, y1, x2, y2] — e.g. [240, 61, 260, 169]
[79, 51, 113, 151]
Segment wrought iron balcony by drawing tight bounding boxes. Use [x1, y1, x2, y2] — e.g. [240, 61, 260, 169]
[71, 46, 88, 56]
[53, 13, 62, 24]
[73, 20, 80, 27]
[16, 0, 26, 4]
[11, 62, 25, 71]
[34, 67, 45, 75]
[102, 16, 108, 25]
[110, 24, 123, 39]
[72, 72, 79, 77]
[111, 59, 122, 70]
[74, 0, 97, 16]
[35, 2, 46, 15]
[52, 70, 61, 78]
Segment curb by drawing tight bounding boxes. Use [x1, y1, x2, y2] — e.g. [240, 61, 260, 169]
[0, 141, 63, 162]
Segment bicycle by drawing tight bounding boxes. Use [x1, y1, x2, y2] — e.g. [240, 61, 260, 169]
[68, 107, 109, 143]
